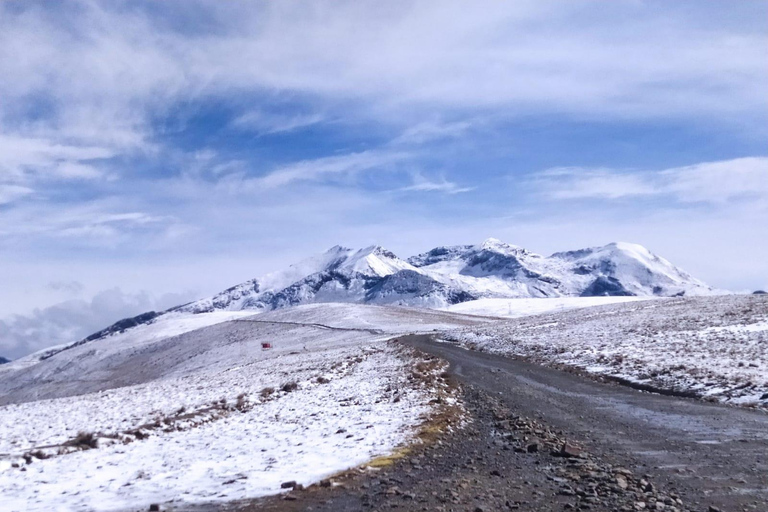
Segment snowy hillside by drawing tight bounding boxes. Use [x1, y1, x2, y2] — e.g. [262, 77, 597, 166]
[450, 294, 768, 407]
[0, 304, 489, 511]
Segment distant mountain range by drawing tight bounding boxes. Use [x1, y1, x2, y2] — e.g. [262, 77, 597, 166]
[23, 238, 714, 358]
[0, 357, 11, 365]
[175, 238, 712, 314]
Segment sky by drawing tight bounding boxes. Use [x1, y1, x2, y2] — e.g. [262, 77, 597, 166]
[1, 0, 767, 359]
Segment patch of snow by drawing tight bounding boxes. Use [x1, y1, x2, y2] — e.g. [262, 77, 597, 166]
[443, 297, 651, 318]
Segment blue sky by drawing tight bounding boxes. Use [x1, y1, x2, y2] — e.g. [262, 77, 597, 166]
[1, 0, 767, 358]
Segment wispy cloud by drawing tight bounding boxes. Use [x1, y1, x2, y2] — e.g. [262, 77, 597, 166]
[0, 135, 113, 181]
[0, 184, 34, 205]
[391, 120, 475, 146]
[231, 111, 326, 135]
[400, 173, 474, 194]
[0, 202, 174, 245]
[255, 150, 410, 188]
[534, 167, 658, 199]
[534, 157, 768, 204]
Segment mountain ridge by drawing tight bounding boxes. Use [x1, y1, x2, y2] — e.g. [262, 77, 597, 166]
[176, 238, 711, 315]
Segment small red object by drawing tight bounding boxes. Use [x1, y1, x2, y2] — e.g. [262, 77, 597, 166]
[261, 342, 272, 349]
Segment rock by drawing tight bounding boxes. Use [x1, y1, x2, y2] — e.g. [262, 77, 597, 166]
[526, 443, 539, 453]
[283, 494, 297, 501]
[148, 505, 160, 512]
[616, 475, 629, 489]
[280, 480, 297, 489]
[320, 479, 333, 487]
[707, 507, 721, 512]
[557, 442, 582, 458]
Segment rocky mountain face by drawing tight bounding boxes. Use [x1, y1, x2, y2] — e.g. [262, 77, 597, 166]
[174, 238, 711, 314]
[0, 357, 10, 365]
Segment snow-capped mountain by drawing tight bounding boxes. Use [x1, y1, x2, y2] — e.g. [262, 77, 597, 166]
[175, 238, 711, 316]
[69, 238, 710, 344]
[0, 357, 10, 365]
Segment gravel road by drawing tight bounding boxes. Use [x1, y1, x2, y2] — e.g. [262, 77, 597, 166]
[404, 335, 768, 512]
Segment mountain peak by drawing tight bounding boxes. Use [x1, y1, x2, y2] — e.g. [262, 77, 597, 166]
[339, 245, 415, 277]
[478, 237, 526, 254]
[325, 244, 353, 254]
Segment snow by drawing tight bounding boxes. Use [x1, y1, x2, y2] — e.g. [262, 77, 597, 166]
[0, 303, 484, 511]
[550, 242, 713, 296]
[449, 294, 768, 406]
[338, 246, 417, 277]
[0, 343, 433, 511]
[442, 297, 651, 318]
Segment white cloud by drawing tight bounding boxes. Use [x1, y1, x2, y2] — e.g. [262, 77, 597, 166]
[662, 157, 768, 203]
[534, 157, 768, 203]
[0, 288, 197, 360]
[0, 1, 764, 162]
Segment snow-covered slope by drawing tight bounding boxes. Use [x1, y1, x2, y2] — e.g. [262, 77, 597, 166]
[0, 303, 485, 511]
[443, 296, 650, 318]
[0, 304, 492, 405]
[550, 242, 710, 297]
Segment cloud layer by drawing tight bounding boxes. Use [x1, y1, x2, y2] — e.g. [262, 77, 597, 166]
[0, 288, 197, 360]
